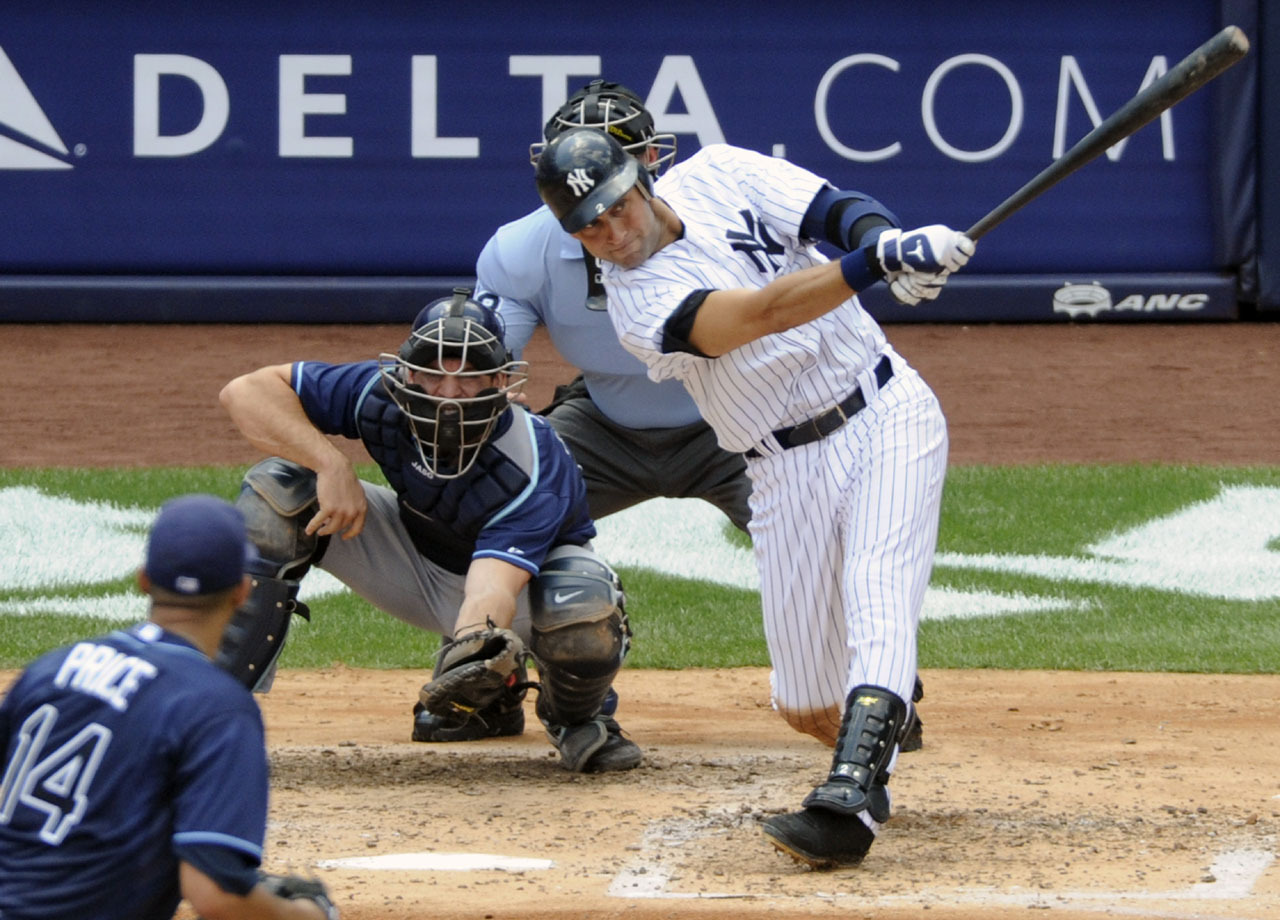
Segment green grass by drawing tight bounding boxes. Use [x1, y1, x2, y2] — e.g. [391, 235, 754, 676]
[2, 464, 1279, 674]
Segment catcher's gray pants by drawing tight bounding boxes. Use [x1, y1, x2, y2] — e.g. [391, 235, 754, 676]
[317, 481, 534, 641]
[544, 382, 753, 533]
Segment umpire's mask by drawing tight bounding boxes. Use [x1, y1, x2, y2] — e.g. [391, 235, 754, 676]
[379, 288, 528, 479]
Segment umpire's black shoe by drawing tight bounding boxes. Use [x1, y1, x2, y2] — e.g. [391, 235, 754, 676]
[411, 701, 524, 743]
[761, 807, 876, 869]
[901, 675, 925, 752]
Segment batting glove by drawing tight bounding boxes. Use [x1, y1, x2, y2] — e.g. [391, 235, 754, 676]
[887, 270, 950, 306]
[876, 225, 975, 275]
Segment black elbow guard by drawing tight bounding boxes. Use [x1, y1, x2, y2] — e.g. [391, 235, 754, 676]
[802, 186, 900, 252]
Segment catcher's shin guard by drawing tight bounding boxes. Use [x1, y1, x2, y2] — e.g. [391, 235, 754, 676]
[216, 573, 306, 692]
[528, 547, 629, 726]
[803, 685, 907, 822]
[528, 546, 638, 771]
[236, 457, 325, 578]
[216, 457, 325, 691]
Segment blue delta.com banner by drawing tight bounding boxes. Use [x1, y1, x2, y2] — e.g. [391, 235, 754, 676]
[0, 1, 1247, 321]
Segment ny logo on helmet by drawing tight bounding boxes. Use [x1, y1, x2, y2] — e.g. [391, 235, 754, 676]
[566, 168, 595, 197]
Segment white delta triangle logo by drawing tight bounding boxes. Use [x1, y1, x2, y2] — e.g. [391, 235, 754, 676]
[0, 45, 73, 169]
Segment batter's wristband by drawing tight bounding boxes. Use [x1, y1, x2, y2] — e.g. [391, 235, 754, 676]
[840, 246, 886, 292]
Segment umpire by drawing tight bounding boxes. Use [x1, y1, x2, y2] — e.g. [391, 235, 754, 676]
[0, 494, 337, 920]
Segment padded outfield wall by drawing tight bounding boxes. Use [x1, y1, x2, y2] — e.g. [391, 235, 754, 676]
[0, 0, 1272, 322]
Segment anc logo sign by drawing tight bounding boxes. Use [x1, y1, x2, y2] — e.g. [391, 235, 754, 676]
[1, 484, 1277, 622]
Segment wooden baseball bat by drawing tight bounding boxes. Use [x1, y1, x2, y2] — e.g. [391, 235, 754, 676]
[966, 25, 1250, 241]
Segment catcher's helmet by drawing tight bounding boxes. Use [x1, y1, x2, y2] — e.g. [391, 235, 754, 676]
[536, 128, 651, 234]
[530, 80, 676, 175]
[378, 287, 528, 478]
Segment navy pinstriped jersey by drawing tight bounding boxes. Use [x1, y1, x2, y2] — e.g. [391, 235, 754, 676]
[0, 623, 268, 920]
[291, 359, 594, 575]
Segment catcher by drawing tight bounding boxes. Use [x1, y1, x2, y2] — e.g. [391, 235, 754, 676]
[217, 288, 640, 773]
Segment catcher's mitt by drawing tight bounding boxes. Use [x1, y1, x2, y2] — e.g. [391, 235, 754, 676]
[419, 625, 528, 720]
[258, 871, 339, 919]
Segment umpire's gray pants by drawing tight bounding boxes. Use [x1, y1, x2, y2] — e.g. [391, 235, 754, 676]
[317, 481, 534, 641]
[546, 386, 753, 533]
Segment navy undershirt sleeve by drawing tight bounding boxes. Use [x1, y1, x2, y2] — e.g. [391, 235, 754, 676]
[661, 290, 715, 357]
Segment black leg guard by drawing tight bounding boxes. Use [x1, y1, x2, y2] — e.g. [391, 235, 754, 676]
[803, 685, 907, 822]
[761, 685, 906, 869]
[215, 573, 309, 692]
[215, 457, 326, 691]
[527, 545, 640, 772]
[532, 631, 631, 772]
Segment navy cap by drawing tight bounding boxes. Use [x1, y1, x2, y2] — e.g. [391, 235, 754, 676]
[144, 494, 256, 596]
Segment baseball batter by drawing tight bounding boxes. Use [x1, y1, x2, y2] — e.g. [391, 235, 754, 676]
[0, 495, 337, 919]
[535, 130, 973, 867]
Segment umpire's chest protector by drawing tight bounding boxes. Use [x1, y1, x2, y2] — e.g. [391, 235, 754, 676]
[356, 390, 534, 572]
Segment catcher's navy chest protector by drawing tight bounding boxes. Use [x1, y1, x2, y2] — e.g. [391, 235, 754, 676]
[357, 388, 535, 573]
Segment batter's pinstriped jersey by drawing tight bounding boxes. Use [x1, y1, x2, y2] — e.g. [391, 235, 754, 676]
[599, 142, 946, 743]
[603, 144, 889, 454]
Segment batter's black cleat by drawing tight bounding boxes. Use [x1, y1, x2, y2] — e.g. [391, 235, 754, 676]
[411, 700, 525, 742]
[761, 807, 876, 869]
[900, 675, 925, 752]
[899, 711, 924, 753]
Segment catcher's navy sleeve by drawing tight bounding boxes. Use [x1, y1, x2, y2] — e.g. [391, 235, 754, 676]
[292, 359, 383, 438]
[471, 413, 595, 573]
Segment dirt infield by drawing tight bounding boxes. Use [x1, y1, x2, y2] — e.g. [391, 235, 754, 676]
[3, 321, 1280, 919]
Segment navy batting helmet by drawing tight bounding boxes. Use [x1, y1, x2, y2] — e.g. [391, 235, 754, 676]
[530, 80, 676, 175]
[535, 128, 652, 234]
[378, 288, 528, 478]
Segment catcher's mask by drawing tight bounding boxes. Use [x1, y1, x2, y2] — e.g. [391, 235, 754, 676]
[378, 288, 529, 479]
[529, 79, 676, 176]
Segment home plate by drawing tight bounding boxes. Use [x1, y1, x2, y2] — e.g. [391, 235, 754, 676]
[315, 852, 553, 872]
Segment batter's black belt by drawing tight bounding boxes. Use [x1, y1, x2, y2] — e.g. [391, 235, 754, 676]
[744, 354, 893, 460]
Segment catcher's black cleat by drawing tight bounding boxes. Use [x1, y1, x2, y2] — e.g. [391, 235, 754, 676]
[583, 718, 642, 773]
[411, 700, 525, 742]
[544, 716, 642, 772]
[761, 807, 876, 869]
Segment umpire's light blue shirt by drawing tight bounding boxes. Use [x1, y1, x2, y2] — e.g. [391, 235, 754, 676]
[476, 205, 702, 430]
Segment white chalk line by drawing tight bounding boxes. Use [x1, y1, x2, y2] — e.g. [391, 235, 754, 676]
[607, 815, 1276, 917]
[315, 851, 552, 872]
